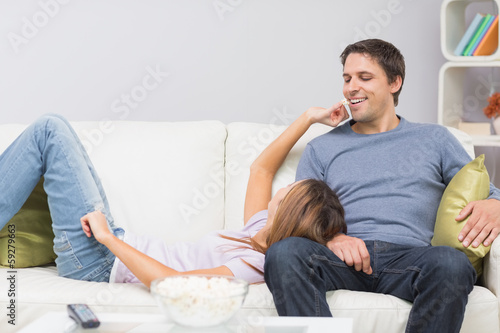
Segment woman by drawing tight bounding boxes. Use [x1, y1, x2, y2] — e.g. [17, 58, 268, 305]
[1, 101, 348, 287]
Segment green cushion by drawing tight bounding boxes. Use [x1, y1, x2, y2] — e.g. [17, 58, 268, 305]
[0, 179, 56, 268]
[431, 155, 490, 276]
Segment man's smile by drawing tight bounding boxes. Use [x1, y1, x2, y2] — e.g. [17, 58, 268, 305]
[350, 98, 367, 105]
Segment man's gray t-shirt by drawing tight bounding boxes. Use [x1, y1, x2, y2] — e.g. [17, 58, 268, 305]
[296, 116, 500, 247]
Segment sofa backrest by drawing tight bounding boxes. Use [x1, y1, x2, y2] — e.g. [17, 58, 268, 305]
[0, 120, 475, 243]
[0, 120, 228, 244]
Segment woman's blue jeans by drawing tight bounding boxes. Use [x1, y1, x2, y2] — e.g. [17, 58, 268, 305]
[0, 114, 122, 282]
[264, 237, 476, 333]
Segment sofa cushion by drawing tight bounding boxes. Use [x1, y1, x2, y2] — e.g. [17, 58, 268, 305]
[432, 155, 491, 276]
[0, 179, 56, 268]
[70, 120, 228, 243]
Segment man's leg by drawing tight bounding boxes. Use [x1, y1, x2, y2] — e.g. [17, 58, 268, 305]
[373, 242, 476, 333]
[264, 237, 374, 316]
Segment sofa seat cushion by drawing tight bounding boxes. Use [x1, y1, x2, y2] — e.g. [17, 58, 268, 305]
[1, 266, 497, 332]
[242, 282, 498, 332]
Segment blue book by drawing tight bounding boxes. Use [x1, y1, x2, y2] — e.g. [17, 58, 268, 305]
[454, 13, 484, 56]
[469, 14, 496, 55]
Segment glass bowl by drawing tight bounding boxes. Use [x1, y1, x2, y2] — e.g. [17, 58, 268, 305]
[150, 274, 249, 328]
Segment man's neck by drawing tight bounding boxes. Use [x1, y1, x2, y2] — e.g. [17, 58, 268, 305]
[351, 114, 400, 134]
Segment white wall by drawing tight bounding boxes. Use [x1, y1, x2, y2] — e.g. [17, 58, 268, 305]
[0, 0, 444, 125]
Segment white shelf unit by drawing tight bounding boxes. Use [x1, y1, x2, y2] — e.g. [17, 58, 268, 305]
[438, 61, 500, 146]
[441, 0, 500, 61]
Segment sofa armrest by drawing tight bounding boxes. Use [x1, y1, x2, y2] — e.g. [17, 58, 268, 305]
[483, 237, 500, 297]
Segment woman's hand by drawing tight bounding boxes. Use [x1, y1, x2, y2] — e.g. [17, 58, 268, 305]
[81, 211, 113, 244]
[306, 100, 349, 127]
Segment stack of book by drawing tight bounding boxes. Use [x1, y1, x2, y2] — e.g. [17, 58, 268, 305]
[454, 13, 499, 56]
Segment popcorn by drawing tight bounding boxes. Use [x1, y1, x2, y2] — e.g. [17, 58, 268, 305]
[341, 98, 349, 106]
[153, 276, 248, 327]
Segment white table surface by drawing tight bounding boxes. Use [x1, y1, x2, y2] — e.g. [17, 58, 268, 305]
[18, 311, 353, 333]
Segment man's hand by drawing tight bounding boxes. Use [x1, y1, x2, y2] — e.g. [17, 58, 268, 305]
[307, 100, 349, 128]
[457, 199, 500, 248]
[327, 234, 373, 274]
[80, 211, 113, 244]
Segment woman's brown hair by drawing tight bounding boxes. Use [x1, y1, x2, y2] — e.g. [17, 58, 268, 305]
[221, 179, 346, 255]
[265, 178, 346, 250]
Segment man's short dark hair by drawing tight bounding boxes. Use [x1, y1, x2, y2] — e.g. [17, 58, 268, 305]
[340, 39, 405, 106]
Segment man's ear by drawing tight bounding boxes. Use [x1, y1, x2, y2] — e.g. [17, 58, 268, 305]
[390, 76, 403, 94]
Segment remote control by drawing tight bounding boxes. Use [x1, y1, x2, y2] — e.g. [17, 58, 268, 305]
[67, 304, 100, 329]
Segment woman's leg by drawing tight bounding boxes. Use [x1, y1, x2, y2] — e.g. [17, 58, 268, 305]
[0, 114, 121, 282]
[43, 113, 116, 228]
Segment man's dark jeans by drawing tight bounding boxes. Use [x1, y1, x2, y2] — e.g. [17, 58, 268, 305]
[264, 237, 476, 333]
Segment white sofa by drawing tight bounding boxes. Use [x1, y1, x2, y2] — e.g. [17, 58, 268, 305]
[0, 119, 498, 333]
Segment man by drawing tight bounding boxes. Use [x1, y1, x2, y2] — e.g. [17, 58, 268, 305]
[264, 39, 500, 333]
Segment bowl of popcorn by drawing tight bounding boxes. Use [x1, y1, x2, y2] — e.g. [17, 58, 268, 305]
[150, 275, 249, 327]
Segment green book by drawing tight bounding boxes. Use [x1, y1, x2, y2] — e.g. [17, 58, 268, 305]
[463, 14, 492, 55]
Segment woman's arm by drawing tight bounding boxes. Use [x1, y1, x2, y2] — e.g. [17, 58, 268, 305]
[80, 102, 347, 287]
[81, 211, 233, 288]
[243, 101, 348, 223]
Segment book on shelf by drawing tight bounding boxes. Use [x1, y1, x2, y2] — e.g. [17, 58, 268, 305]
[454, 13, 485, 56]
[462, 14, 492, 55]
[454, 12, 499, 56]
[467, 14, 495, 55]
[474, 15, 499, 56]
